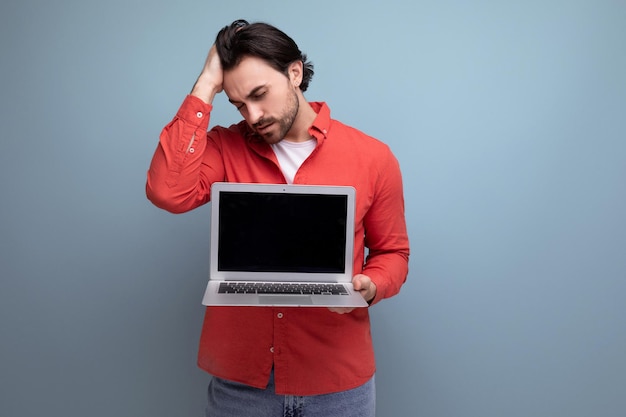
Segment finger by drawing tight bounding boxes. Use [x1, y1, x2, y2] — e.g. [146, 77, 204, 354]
[352, 274, 368, 291]
[328, 307, 355, 314]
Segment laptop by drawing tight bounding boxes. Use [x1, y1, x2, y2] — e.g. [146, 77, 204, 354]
[201, 182, 368, 307]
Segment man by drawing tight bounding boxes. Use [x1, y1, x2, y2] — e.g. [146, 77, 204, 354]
[146, 19, 409, 417]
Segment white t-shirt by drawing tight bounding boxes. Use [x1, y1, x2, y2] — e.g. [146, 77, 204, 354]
[271, 139, 317, 184]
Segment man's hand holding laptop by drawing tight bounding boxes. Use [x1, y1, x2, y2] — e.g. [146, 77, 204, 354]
[328, 274, 376, 314]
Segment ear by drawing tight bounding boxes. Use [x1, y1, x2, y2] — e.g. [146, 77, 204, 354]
[288, 60, 304, 88]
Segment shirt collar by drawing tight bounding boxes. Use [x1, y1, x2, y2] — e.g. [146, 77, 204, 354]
[308, 102, 331, 141]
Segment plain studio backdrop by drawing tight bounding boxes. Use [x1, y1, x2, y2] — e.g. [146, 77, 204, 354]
[1, 1, 624, 416]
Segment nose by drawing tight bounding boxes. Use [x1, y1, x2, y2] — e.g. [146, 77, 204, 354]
[246, 103, 264, 126]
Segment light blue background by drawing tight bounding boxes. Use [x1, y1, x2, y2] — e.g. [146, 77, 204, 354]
[1, 1, 624, 416]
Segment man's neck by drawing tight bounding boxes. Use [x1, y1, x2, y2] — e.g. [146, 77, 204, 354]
[283, 97, 317, 143]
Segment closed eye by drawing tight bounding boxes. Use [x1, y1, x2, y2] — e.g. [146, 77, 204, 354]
[228, 85, 267, 111]
[252, 91, 266, 100]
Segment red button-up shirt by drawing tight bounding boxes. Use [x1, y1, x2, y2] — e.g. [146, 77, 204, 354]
[146, 95, 409, 395]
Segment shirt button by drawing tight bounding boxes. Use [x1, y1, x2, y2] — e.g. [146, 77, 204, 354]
[189, 148, 195, 153]
[270, 347, 275, 353]
[277, 313, 284, 319]
[196, 111, 203, 118]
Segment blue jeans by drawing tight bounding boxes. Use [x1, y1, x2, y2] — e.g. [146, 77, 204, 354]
[205, 371, 376, 417]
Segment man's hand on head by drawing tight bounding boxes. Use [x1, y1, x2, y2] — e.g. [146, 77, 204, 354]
[191, 44, 224, 104]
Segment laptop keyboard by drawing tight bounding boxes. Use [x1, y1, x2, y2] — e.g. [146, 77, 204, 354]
[218, 282, 349, 295]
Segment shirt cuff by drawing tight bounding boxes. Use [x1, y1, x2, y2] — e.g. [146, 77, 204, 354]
[177, 95, 213, 128]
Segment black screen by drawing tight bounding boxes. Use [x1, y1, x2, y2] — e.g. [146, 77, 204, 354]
[218, 192, 348, 273]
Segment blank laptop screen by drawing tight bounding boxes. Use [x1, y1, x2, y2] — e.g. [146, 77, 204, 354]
[218, 191, 348, 273]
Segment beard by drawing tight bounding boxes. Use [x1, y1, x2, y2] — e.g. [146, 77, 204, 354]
[253, 88, 299, 144]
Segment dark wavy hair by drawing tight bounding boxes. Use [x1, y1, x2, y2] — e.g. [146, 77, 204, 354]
[215, 19, 314, 92]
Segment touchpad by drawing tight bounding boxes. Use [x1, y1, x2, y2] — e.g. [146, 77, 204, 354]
[258, 295, 314, 306]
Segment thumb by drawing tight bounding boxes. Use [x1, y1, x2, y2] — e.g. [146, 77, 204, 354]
[352, 274, 368, 291]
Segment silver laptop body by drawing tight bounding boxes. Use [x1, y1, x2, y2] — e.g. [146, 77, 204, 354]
[201, 182, 368, 307]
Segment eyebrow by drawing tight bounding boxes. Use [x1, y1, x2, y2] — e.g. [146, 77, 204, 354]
[228, 85, 266, 105]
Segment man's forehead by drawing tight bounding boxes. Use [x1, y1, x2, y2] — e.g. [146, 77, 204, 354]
[223, 56, 285, 99]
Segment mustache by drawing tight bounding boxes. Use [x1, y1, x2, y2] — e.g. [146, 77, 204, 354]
[253, 117, 275, 129]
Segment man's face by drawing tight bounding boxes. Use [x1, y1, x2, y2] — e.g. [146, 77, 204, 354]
[223, 56, 300, 144]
